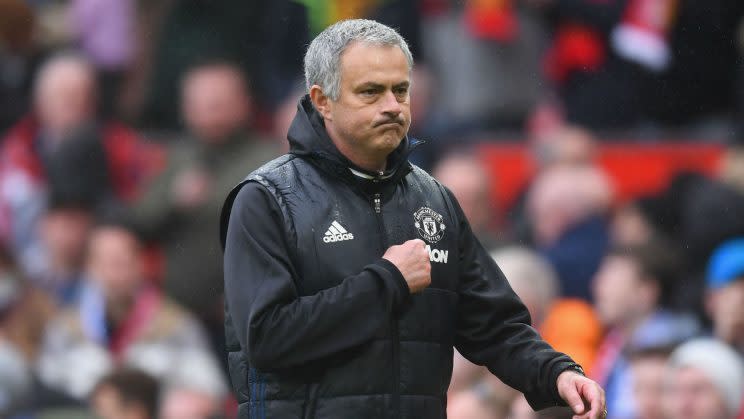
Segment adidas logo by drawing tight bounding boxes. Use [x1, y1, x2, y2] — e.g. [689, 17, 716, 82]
[323, 220, 354, 243]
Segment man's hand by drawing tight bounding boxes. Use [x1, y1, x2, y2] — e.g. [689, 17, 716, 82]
[557, 371, 606, 419]
[383, 239, 431, 293]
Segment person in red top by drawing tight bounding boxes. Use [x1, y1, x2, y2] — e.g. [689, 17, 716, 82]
[0, 52, 156, 277]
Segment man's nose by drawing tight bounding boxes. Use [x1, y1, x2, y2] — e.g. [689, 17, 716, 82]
[380, 90, 402, 116]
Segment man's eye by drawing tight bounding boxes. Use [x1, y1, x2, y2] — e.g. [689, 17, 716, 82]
[361, 89, 377, 96]
[395, 88, 408, 95]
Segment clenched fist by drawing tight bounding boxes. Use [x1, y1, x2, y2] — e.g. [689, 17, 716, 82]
[383, 239, 431, 293]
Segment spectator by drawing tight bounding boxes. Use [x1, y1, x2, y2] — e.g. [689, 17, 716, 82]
[34, 197, 94, 306]
[627, 347, 672, 419]
[706, 238, 744, 352]
[591, 243, 700, 418]
[0, 52, 152, 278]
[663, 338, 744, 419]
[130, 61, 278, 344]
[37, 223, 226, 401]
[136, 0, 262, 129]
[527, 164, 613, 300]
[510, 124, 599, 243]
[611, 173, 744, 311]
[90, 368, 158, 419]
[433, 151, 500, 248]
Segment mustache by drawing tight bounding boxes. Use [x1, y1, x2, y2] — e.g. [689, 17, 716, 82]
[373, 117, 405, 128]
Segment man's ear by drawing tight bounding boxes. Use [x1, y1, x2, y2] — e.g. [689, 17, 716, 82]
[309, 85, 333, 121]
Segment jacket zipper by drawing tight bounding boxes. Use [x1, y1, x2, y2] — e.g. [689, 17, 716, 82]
[371, 191, 400, 418]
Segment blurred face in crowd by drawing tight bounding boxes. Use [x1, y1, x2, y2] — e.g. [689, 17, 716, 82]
[592, 255, 658, 329]
[611, 204, 654, 246]
[434, 154, 493, 232]
[531, 125, 596, 169]
[663, 367, 731, 419]
[159, 389, 219, 419]
[86, 227, 144, 303]
[181, 65, 250, 144]
[91, 384, 150, 419]
[312, 42, 411, 171]
[528, 166, 612, 246]
[630, 354, 668, 419]
[707, 278, 744, 351]
[40, 208, 93, 274]
[34, 56, 96, 139]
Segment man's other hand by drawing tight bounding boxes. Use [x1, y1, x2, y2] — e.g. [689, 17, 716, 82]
[383, 239, 431, 293]
[557, 371, 606, 419]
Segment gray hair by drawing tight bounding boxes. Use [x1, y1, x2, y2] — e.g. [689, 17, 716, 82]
[304, 19, 413, 100]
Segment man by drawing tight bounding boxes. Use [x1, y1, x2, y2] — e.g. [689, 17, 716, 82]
[131, 60, 277, 331]
[663, 338, 743, 419]
[38, 223, 226, 401]
[35, 196, 94, 306]
[221, 19, 605, 419]
[591, 243, 699, 418]
[432, 151, 500, 248]
[0, 52, 152, 277]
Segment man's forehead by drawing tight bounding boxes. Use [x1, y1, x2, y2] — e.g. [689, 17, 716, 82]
[339, 42, 410, 82]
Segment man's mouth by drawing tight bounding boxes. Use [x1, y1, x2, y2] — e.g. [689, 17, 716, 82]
[374, 120, 403, 128]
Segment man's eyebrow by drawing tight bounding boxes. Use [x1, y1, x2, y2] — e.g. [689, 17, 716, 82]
[355, 82, 385, 90]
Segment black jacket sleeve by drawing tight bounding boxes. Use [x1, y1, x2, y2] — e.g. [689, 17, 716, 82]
[223, 181, 410, 372]
[447, 188, 576, 410]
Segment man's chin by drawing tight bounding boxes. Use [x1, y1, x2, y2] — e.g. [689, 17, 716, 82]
[377, 134, 404, 152]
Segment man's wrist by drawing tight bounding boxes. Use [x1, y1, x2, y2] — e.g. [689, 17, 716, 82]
[560, 363, 585, 377]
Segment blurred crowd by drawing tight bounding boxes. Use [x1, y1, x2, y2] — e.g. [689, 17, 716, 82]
[1, 0, 744, 418]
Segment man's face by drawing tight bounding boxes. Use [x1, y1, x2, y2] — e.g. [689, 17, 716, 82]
[182, 66, 250, 144]
[41, 208, 93, 272]
[708, 279, 744, 350]
[663, 367, 730, 419]
[630, 355, 667, 419]
[592, 255, 647, 327]
[35, 60, 96, 137]
[91, 385, 149, 419]
[323, 42, 411, 161]
[86, 228, 144, 302]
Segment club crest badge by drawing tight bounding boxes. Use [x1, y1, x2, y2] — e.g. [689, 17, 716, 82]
[414, 207, 445, 243]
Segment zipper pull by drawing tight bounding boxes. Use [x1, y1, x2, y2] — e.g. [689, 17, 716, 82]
[373, 193, 381, 214]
